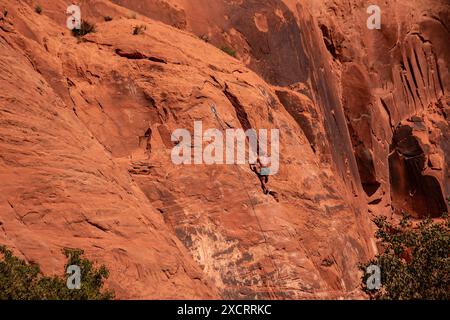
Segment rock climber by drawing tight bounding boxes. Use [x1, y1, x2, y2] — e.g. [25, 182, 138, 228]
[251, 152, 271, 195]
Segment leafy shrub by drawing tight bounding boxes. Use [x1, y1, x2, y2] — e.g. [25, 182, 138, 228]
[35, 5, 42, 14]
[360, 214, 449, 300]
[199, 34, 209, 43]
[133, 25, 146, 35]
[0, 246, 114, 300]
[221, 46, 236, 57]
[72, 20, 96, 37]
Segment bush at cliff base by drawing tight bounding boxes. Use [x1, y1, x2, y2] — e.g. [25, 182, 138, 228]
[0, 246, 114, 300]
[360, 214, 449, 300]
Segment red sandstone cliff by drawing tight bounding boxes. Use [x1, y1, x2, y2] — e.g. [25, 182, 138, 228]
[0, 0, 448, 299]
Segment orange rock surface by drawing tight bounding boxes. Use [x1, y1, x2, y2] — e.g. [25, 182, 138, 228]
[0, 0, 448, 299]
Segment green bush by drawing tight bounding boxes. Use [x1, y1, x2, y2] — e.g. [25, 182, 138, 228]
[72, 20, 96, 37]
[199, 34, 209, 43]
[360, 214, 449, 300]
[0, 246, 114, 300]
[133, 25, 146, 35]
[221, 46, 236, 57]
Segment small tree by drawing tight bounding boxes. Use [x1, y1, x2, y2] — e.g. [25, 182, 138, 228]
[0, 246, 114, 300]
[360, 214, 449, 300]
[72, 20, 96, 37]
[221, 46, 236, 57]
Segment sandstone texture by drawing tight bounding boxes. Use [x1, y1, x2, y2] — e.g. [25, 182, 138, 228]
[0, 0, 448, 299]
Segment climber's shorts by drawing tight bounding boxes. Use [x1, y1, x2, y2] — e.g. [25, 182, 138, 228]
[260, 167, 271, 176]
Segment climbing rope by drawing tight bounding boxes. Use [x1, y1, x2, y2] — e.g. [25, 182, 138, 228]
[210, 103, 281, 295]
[211, 103, 342, 297]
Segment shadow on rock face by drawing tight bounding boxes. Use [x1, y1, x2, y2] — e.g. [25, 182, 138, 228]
[389, 125, 448, 218]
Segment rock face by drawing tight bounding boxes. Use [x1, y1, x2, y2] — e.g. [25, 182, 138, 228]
[0, 0, 448, 299]
[126, 0, 449, 218]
